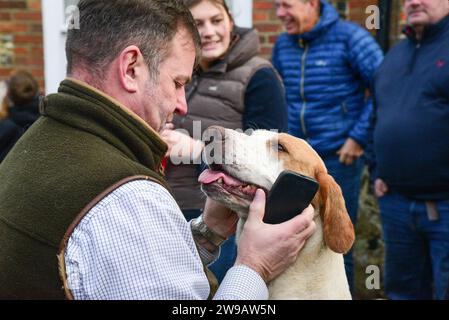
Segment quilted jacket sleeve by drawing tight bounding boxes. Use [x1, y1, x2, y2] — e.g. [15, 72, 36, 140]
[271, 38, 283, 78]
[346, 25, 383, 148]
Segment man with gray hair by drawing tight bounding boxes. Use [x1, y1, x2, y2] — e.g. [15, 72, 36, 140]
[0, 0, 315, 299]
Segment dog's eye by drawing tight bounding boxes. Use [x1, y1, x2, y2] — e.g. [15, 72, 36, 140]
[277, 143, 287, 153]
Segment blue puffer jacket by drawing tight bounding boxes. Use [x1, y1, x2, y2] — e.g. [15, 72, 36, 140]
[272, 0, 383, 157]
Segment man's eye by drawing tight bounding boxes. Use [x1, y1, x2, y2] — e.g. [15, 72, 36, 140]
[174, 81, 183, 89]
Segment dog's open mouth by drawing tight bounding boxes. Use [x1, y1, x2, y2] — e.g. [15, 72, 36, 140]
[198, 166, 264, 201]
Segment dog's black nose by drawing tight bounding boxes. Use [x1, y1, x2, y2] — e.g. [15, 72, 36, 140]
[203, 126, 226, 149]
[204, 126, 226, 146]
[203, 126, 226, 166]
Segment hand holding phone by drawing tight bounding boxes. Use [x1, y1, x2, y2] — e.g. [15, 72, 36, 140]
[263, 170, 319, 224]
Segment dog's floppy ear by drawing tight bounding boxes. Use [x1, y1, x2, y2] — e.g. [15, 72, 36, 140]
[315, 171, 355, 254]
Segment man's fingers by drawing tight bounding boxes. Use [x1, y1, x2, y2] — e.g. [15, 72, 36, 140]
[281, 204, 315, 234]
[345, 156, 354, 165]
[374, 179, 388, 197]
[375, 189, 384, 198]
[298, 219, 316, 239]
[291, 222, 316, 256]
[248, 189, 266, 222]
[339, 153, 355, 166]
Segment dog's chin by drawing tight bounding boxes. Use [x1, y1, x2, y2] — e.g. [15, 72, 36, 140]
[201, 182, 252, 219]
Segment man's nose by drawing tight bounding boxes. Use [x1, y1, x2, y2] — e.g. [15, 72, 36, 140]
[276, 6, 286, 18]
[407, 0, 421, 7]
[175, 91, 188, 116]
[203, 126, 226, 166]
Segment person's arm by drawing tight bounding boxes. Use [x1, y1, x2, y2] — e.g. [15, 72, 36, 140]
[271, 38, 283, 79]
[365, 80, 378, 182]
[64, 180, 211, 300]
[346, 26, 384, 148]
[243, 67, 288, 132]
[64, 180, 271, 300]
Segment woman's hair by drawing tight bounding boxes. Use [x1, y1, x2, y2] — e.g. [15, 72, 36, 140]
[7, 70, 39, 107]
[182, 0, 233, 22]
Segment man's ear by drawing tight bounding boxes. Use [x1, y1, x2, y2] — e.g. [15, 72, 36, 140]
[315, 171, 355, 254]
[118, 45, 145, 93]
[309, 0, 321, 13]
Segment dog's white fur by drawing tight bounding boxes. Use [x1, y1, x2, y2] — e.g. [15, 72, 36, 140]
[201, 127, 355, 300]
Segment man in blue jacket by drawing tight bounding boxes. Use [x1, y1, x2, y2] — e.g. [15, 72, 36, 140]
[272, 0, 383, 291]
[373, 0, 449, 300]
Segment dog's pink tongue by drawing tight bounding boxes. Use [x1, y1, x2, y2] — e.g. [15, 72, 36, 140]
[198, 169, 245, 186]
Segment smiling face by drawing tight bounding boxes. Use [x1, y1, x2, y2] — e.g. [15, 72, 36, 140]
[189, 0, 234, 68]
[405, 0, 449, 27]
[275, 0, 320, 35]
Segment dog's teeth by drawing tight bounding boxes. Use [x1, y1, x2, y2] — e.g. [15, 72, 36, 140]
[218, 178, 223, 184]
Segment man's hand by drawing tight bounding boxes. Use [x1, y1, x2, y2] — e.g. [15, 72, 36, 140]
[160, 124, 204, 161]
[337, 137, 364, 166]
[374, 178, 388, 198]
[234, 189, 316, 283]
[203, 197, 239, 239]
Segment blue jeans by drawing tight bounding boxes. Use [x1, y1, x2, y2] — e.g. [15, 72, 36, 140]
[323, 154, 364, 292]
[378, 193, 449, 300]
[183, 209, 236, 284]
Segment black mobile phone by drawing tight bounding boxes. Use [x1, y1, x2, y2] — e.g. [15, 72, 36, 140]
[263, 170, 319, 224]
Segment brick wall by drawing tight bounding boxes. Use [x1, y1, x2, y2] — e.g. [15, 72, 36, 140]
[253, 0, 283, 59]
[253, 0, 383, 60]
[0, 0, 44, 89]
[0, 0, 404, 89]
[347, 0, 376, 27]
